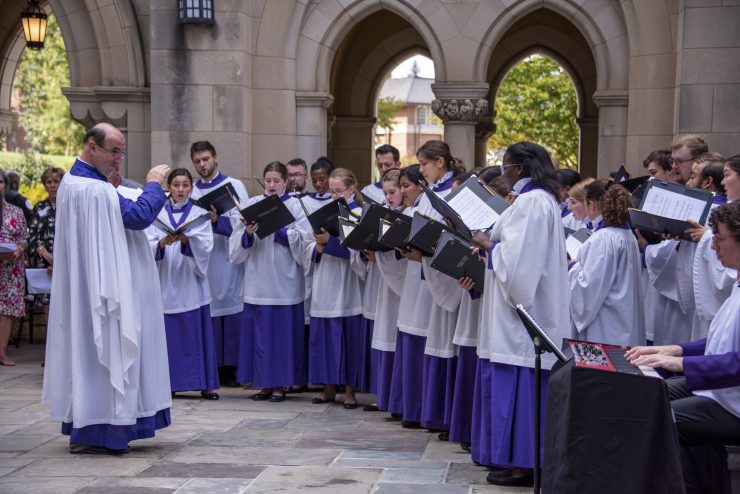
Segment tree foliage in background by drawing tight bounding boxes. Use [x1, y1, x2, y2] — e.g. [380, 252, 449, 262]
[15, 14, 84, 156]
[489, 54, 578, 168]
[377, 97, 406, 134]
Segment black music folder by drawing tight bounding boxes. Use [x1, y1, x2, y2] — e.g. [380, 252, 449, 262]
[239, 194, 296, 239]
[153, 212, 211, 237]
[613, 164, 631, 183]
[360, 191, 380, 205]
[338, 203, 407, 252]
[564, 227, 592, 260]
[378, 216, 413, 250]
[617, 175, 649, 193]
[338, 217, 388, 252]
[306, 198, 347, 238]
[430, 231, 485, 291]
[192, 182, 239, 215]
[628, 180, 714, 241]
[409, 211, 455, 257]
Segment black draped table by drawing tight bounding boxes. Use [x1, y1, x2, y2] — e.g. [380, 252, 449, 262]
[542, 358, 686, 494]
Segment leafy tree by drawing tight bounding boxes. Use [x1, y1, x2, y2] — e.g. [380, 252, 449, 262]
[377, 96, 406, 135]
[489, 54, 578, 168]
[14, 14, 84, 156]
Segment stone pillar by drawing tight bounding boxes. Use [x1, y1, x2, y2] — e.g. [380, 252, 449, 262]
[296, 91, 334, 165]
[331, 116, 376, 188]
[430, 82, 490, 169]
[576, 116, 599, 177]
[474, 112, 495, 168]
[0, 110, 18, 150]
[593, 90, 629, 179]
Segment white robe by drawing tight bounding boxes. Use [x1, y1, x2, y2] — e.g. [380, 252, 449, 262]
[149, 203, 214, 313]
[569, 226, 645, 347]
[298, 194, 331, 323]
[562, 212, 586, 231]
[191, 175, 249, 317]
[453, 291, 481, 348]
[396, 205, 433, 337]
[43, 174, 142, 427]
[361, 182, 386, 205]
[373, 249, 406, 352]
[691, 230, 737, 339]
[229, 195, 312, 305]
[485, 188, 570, 370]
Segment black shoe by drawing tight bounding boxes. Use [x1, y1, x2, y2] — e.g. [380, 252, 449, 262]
[343, 401, 358, 409]
[201, 391, 220, 400]
[486, 469, 534, 487]
[70, 444, 130, 455]
[311, 396, 335, 404]
[389, 413, 402, 420]
[401, 420, 421, 429]
[437, 431, 449, 441]
[460, 442, 471, 453]
[251, 392, 272, 401]
[363, 404, 380, 412]
[269, 393, 286, 403]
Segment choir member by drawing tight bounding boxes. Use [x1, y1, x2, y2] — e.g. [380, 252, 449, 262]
[556, 168, 582, 225]
[568, 180, 645, 346]
[564, 178, 595, 231]
[189, 141, 249, 387]
[151, 168, 219, 400]
[362, 145, 401, 204]
[229, 161, 313, 402]
[308, 168, 365, 408]
[471, 142, 570, 486]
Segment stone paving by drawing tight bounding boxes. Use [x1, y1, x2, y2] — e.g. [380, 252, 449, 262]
[0, 344, 530, 494]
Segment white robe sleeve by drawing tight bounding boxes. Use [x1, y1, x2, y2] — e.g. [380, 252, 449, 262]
[183, 218, 213, 278]
[644, 239, 679, 300]
[376, 250, 407, 296]
[229, 218, 250, 265]
[422, 257, 462, 312]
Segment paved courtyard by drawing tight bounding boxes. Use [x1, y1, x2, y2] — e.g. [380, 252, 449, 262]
[0, 344, 529, 494]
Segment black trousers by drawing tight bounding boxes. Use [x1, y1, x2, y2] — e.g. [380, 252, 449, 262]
[667, 377, 740, 494]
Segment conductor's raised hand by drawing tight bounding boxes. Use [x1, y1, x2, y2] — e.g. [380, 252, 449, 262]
[146, 164, 171, 185]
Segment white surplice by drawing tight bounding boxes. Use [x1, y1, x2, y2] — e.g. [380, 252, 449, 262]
[569, 226, 645, 347]
[373, 249, 407, 352]
[361, 182, 386, 205]
[42, 174, 141, 427]
[190, 175, 249, 317]
[229, 195, 313, 305]
[149, 203, 213, 313]
[396, 205, 433, 337]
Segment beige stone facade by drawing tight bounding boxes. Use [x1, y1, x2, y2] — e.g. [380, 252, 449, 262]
[0, 1, 738, 193]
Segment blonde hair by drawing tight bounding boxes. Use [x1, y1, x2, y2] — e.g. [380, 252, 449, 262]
[568, 178, 595, 202]
[670, 134, 708, 159]
[330, 168, 363, 207]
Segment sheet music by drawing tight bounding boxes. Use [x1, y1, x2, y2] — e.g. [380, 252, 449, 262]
[341, 224, 356, 239]
[446, 187, 498, 230]
[641, 187, 707, 222]
[0, 242, 15, 254]
[26, 268, 52, 294]
[565, 235, 584, 260]
[380, 222, 390, 236]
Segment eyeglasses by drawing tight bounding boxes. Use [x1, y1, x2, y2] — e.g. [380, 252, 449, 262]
[671, 158, 693, 167]
[97, 143, 126, 158]
[287, 173, 306, 179]
[329, 188, 348, 196]
[712, 233, 732, 243]
[498, 162, 520, 174]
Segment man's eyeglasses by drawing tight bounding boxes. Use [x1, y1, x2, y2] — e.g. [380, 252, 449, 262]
[671, 158, 693, 167]
[288, 173, 306, 179]
[97, 143, 126, 158]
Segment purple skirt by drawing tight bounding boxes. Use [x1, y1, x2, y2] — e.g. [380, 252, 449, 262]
[164, 306, 220, 392]
[62, 408, 171, 450]
[471, 359, 549, 469]
[421, 354, 456, 431]
[372, 349, 397, 411]
[237, 303, 306, 388]
[359, 317, 375, 393]
[449, 345, 477, 444]
[212, 312, 243, 367]
[309, 315, 364, 386]
[388, 331, 425, 422]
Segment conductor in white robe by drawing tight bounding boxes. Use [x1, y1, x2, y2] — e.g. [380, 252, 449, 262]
[42, 123, 171, 454]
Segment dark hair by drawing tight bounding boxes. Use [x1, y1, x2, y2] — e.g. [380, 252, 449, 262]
[286, 158, 307, 171]
[725, 154, 740, 177]
[453, 169, 477, 186]
[376, 144, 400, 162]
[83, 126, 106, 146]
[263, 161, 288, 181]
[710, 202, 740, 242]
[7, 171, 20, 191]
[399, 164, 423, 185]
[585, 179, 631, 227]
[41, 167, 65, 185]
[190, 141, 217, 158]
[416, 140, 466, 175]
[642, 149, 673, 171]
[504, 142, 560, 199]
[556, 169, 582, 188]
[167, 168, 193, 186]
[698, 160, 726, 195]
[478, 166, 502, 185]
[310, 156, 335, 174]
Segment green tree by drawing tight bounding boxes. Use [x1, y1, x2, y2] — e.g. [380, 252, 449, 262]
[377, 96, 406, 135]
[15, 14, 84, 156]
[489, 54, 578, 168]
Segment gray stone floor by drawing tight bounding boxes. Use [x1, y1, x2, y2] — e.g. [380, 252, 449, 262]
[0, 344, 530, 494]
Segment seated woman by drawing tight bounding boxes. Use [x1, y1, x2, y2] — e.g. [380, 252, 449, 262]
[627, 201, 740, 494]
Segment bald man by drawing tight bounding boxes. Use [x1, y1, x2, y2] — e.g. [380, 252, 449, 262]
[42, 123, 173, 454]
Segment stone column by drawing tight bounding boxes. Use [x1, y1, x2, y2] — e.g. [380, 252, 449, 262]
[331, 116, 376, 187]
[576, 116, 598, 177]
[430, 82, 490, 169]
[296, 91, 334, 165]
[474, 112, 495, 168]
[593, 90, 629, 179]
[0, 110, 18, 150]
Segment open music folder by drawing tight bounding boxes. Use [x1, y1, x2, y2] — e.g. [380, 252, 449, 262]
[430, 231, 485, 291]
[153, 212, 211, 237]
[378, 216, 413, 250]
[409, 211, 456, 257]
[628, 180, 714, 241]
[238, 194, 296, 239]
[338, 203, 408, 252]
[564, 227, 592, 260]
[191, 181, 239, 214]
[305, 197, 347, 238]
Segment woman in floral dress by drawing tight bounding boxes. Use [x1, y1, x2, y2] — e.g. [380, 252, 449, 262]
[0, 168, 28, 366]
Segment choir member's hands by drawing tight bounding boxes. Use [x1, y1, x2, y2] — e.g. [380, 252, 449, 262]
[634, 229, 649, 253]
[685, 220, 707, 242]
[209, 205, 218, 224]
[470, 230, 492, 251]
[398, 247, 422, 262]
[458, 276, 475, 291]
[363, 249, 377, 262]
[313, 228, 329, 254]
[625, 344, 683, 362]
[159, 233, 178, 248]
[244, 221, 259, 238]
[630, 354, 684, 373]
[146, 164, 171, 185]
[176, 233, 189, 244]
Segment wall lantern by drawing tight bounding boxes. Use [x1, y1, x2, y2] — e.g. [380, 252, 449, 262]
[21, 0, 48, 50]
[178, 0, 215, 25]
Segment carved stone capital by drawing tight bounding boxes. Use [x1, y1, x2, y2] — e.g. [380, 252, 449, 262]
[431, 98, 489, 123]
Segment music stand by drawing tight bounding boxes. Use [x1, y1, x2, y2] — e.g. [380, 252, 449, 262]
[515, 304, 568, 494]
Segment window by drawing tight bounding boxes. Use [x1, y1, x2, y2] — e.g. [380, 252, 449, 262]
[416, 105, 428, 125]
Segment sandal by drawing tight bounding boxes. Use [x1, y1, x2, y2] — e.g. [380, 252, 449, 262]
[201, 391, 220, 400]
[311, 396, 335, 404]
[269, 392, 286, 403]
[251, 392, 272, 401]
